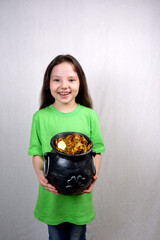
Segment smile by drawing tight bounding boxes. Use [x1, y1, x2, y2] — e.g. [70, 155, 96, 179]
[58, 92, 71, 96]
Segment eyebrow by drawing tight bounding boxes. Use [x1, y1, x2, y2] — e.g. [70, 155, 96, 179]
[52, 75, 77, 78]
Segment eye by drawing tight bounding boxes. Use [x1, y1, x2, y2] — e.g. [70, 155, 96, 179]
[69, 79, 75, 82]
[53, 79, 60, 82]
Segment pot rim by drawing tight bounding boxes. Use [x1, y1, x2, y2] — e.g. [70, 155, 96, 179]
[50, 131, 93, 157]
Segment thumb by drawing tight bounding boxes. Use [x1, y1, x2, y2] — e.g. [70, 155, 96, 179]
[93, 175, 97, 181]
[38, 171, 48, 184]
[43, 176, 48, 184]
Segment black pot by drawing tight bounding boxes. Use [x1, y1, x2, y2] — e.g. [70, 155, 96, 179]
[44, 132, 96, 195]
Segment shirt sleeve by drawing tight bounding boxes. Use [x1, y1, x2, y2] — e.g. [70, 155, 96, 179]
[28, 112, 43, 156]
[90, 111, 105, 154]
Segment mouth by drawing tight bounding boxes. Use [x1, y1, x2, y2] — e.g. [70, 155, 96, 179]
[58, 91, 71, 97]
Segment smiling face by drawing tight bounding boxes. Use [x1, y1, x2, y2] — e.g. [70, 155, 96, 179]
[50, 62, 80, 110]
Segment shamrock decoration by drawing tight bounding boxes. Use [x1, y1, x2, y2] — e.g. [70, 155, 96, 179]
[66, 175, 86, 191]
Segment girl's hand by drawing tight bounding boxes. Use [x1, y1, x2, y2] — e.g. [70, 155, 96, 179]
[37, 170, 59, 195]
[80, 175, 98, 194]
[81, 154, 102, 194]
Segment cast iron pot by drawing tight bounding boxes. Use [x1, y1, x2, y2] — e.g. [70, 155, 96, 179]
[44, 132, 96, 195]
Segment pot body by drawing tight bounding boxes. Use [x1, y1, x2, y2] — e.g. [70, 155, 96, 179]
[44, 132, 96, 195]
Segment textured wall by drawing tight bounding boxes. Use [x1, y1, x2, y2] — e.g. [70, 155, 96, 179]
[0, 0, 160, 239]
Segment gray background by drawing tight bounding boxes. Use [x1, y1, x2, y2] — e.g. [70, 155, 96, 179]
[0, 0, 160, 239]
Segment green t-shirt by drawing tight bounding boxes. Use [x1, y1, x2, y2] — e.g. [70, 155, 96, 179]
[28, 104, 105, 225]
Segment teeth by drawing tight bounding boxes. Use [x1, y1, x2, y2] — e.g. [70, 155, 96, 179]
[59, 92, 70, 95]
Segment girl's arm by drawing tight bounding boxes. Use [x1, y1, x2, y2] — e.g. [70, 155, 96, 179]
[32, 155, 59, 195]
[82, 153, 102, 194]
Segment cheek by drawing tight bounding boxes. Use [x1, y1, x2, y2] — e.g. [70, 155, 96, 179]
[75, 82, 80, 92]
[73, 86, 79, 94]
[50, 82, 57, 91]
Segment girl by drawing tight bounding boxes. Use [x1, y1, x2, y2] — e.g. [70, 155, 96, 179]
[28, 54, 105, 240]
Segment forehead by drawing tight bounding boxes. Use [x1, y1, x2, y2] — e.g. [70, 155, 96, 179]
[51, 62, 78, 77]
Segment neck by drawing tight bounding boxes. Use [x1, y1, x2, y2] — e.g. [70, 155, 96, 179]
[53, 102, 78, 113]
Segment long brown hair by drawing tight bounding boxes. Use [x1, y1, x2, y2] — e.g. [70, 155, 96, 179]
[39, 54, 93, 109]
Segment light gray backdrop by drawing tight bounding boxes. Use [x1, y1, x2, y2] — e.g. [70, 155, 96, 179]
[0, 0, 160, 239]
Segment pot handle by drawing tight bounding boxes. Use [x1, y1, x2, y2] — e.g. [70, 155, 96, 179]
[91, 150, 96, 157]
[91, 150, 96, 175]
[44, 152, 51, 177]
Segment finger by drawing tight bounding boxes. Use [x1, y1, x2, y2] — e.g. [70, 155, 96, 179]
[43, 185, 59, 195]
[93, 175, 97, 181]
[47, 183, 59, 192]
[81, 187, 92, 194]
[83, 188, 92, 193]
[39, 177, 48, 187]
[84, 182, 95, 193]
[39, 174, 48, 184]
[38, 172, 48, 184]
[40, 181, 59, 195]
[45, 186, 59, 195]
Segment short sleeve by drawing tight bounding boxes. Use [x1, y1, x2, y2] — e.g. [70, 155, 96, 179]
[90, 112, 105, 154]
[28, 113, 43, 156]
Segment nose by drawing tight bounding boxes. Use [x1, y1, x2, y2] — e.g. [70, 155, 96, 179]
[61, 80, 68, 89]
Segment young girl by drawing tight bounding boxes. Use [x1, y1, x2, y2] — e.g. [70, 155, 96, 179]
[28, 54, 105, 240]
